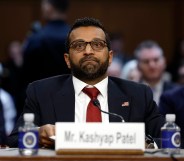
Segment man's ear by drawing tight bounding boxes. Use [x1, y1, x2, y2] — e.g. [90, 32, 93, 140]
[64, 53, 71, 69]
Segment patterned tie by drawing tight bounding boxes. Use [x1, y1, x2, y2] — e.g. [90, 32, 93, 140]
[82, 87, 102, 122]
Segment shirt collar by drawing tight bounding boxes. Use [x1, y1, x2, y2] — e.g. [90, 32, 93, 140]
[72, 76, 108, 98]
[153, 80, 164, 92]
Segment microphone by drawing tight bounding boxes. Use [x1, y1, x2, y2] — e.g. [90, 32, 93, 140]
[93, 99, 156, 148]
[93, 99, 125, 122]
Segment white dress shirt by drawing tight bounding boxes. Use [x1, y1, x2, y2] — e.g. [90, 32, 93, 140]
[72, 76, 109, 122]
[142, 80, 164, 105]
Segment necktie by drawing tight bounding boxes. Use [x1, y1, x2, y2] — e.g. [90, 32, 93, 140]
[82, 87, 102, 122]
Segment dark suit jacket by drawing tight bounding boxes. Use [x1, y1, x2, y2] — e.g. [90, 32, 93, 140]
[8, 75, 164, 147]
[23, 20, 71, 86]
[163, 81, 177, 92]
[159, 86, 184, 148]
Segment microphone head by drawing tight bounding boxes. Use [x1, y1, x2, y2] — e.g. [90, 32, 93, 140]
[93, 99, 100, 107]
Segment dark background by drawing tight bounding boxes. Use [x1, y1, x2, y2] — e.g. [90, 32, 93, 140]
[0, 0, 184, 65]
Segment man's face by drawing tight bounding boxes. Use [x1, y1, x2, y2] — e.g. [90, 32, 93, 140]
[41, 0, 53, 20]
[64, 26, 113, 81]
[138, 47, 166, 82]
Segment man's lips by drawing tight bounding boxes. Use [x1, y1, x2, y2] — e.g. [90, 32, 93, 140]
[83, 59, 96, 63]
[81, 60, 98, 67]
[80, 57, 99, 64]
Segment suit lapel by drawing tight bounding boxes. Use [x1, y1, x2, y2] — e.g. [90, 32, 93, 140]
[51, 76, 131, 123]
[52, 76, 75, 122]
[108, 78, 131, 122]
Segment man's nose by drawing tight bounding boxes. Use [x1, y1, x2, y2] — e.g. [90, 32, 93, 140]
[84, 43, 94, 54]
[148, 60, 157, 67]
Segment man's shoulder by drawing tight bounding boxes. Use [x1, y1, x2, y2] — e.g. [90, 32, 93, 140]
[109, 76, 147, 89]
[108, 76, 150, 96]
[24, 22, 70, 51]
[162, 86, 184, 98]
[163, 81, 178, 91]
[42, 21, 70, 36]
[29, 74, 71, 88]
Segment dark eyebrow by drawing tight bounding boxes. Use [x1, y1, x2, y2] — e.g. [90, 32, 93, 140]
[69, 39, 85, 46]
[92, 38, 106, 42]
[70, 39, 85, 43]
[71, 38, 105, 43]
[70, 38, 106, 46]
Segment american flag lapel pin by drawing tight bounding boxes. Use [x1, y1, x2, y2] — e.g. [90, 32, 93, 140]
[122, 101, 129, 107]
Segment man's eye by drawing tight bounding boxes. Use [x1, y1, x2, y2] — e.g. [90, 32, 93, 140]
[77, 44, 83, 48]
[93, 42, 103, 47]
[73, 42, 84, 49]
[153, 58, 160, 62]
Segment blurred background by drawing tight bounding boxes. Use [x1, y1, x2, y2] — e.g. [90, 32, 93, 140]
[0, 0, 184, 145]
[0, 0, 184, 64]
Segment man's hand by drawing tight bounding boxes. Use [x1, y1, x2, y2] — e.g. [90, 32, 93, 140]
[39, 124, 55, 148]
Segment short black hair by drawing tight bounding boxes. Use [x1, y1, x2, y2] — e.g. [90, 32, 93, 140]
[65, 17, 111, 52]
[47, 0, 69, 13]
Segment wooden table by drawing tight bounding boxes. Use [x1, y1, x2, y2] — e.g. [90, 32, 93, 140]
[0, 148, 184, 161]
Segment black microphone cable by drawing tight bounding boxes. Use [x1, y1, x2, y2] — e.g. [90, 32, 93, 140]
[93, 99, 125, 122]
[93, 99, 160, 150]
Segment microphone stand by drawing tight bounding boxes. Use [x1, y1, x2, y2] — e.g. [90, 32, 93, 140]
[93, 99, 125, 122]
[93, 99, 156, 149]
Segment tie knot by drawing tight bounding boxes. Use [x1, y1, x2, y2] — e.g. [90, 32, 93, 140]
[82, 87, 99, 99]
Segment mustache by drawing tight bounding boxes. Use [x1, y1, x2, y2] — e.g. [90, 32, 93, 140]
[79, 56, 99, 64]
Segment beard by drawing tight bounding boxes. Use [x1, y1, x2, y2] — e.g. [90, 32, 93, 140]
[69, 55, 109, 80]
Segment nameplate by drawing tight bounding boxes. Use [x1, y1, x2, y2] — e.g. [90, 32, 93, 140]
[55, 123, 145, 151]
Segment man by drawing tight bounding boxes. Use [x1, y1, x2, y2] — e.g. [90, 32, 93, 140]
[8, 17, 164, 148]
[134, 40, 176, 105]
[159, 87, 184, 148]
[22, 0, 70, 87]
[2, 41, 24, 119]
